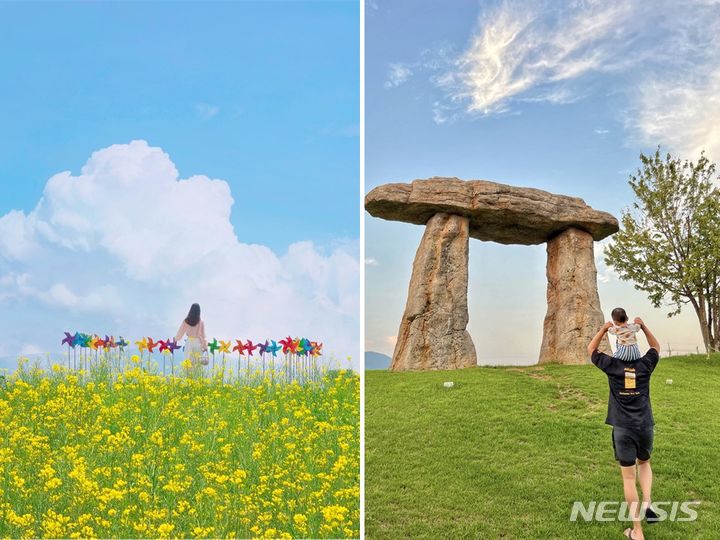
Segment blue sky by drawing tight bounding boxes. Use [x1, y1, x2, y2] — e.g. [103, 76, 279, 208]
[365, 0, 720, 363]
[0, 1, 358, 250]
[0, 1, 359, 369]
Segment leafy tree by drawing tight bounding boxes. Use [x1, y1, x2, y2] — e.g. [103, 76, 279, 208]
[605, 148, 720, 353]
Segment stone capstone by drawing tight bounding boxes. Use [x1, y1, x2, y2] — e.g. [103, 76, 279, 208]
[365, 178, 619, 245]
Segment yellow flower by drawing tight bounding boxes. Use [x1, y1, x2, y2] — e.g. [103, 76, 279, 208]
[157, 523, 175, 537]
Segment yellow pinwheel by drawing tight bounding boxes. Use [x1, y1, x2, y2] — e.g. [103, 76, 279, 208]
[135, 337, 148, 353]
[218, 340, 231, 354]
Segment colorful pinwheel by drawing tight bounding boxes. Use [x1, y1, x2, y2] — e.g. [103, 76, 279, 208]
[168, 338, 181, 376]
[146, 337, 158, 353]
[207, 338, 219, 370]
[157, 339, 169, 375]
[78, 333, 91, 371]
[279, 336, 294, 354]
[310, 341, 323, 357]
[116, 336, 128, 372]
[219, 340, 231, 354]
[135, 337, 148, 354]
[62, 332, 75, 370]
[242, 340, 258, 356]
[268, 340, 281, 357]
[168, 338, 181, 354]
[90, 335, 102, 350]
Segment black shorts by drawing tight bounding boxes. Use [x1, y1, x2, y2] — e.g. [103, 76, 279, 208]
[612, 426, 654, 466]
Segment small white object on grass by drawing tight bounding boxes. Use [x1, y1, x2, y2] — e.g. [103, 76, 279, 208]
[666, 379, 673, 385]
[443, 381, 454, 388]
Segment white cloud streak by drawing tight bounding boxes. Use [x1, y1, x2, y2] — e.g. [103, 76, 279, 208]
[386, 0, 720, 159]
[195, 103, 220, 120]
[384, 63, 413, 88]
[435, 0, 634, 116]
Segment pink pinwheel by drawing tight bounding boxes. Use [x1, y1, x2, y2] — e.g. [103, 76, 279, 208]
[243, 340, 258, 356]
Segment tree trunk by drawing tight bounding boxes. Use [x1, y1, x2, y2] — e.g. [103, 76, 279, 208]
[693, 299, 713, 353]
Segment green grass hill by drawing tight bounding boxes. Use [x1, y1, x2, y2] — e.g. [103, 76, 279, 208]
[365, 355, 720, 539]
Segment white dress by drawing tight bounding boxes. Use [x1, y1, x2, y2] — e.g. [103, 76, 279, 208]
[175, 320, 207, 363]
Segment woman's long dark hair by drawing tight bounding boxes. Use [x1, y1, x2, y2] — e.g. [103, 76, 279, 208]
[185, 303, 201, 327]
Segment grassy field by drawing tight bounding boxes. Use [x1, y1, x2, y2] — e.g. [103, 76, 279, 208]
[0, 360, 359, 539]
[366, 354, 720, 539]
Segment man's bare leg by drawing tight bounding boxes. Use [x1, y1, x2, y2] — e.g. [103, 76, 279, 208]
[637, 460, 652, 505]
[621, 465, 644, 539]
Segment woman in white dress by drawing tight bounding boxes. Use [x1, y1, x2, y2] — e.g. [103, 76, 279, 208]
[175, 303, 208, 364]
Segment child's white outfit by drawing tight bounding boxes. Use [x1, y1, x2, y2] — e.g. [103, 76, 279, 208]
[609, 323, 641, 361]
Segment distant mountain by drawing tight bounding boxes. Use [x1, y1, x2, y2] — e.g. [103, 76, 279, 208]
[365, 351, 391, 370]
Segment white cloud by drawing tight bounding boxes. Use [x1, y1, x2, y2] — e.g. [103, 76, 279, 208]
[594, 128, 610, 135]
[390, 0, 720, 160]
[20, 343, 44, 356]
[365, 257, 379, 266]
[0, 141, 359, 366]
[384, 63, 413, 88]
[595, 238, 618, 284]
[195, 103, 220, 120]
[436, 0, 633, 117]
[621, 1, 720, 160]
[627, 67, 720, 160]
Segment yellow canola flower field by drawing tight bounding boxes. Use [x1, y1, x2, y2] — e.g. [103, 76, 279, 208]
[0, 362, 359, 539]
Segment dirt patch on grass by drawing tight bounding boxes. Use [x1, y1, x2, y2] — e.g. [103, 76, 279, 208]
[547, 385, 603, 414]
[506, 366, 551, 381]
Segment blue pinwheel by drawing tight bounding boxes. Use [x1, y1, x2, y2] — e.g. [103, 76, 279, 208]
[299, 338, 311, 357]
[116, 336, 128, 371]
[268, 340, 281, 357]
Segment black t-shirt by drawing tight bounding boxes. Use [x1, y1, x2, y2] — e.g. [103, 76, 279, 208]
[591, 348, 660, 429]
